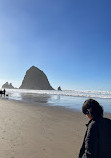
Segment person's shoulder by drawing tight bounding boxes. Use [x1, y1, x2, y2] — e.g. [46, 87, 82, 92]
[103, 117, 111, 121]
[88, 118, 104, 128]
[98, 117, 111, 131]
[88, 120, 98, 128]
[88, 117, 111, 128]
[102, 117, 111, 124]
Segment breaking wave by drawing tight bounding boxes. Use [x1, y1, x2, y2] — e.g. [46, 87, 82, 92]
[6, 89, 111, 99]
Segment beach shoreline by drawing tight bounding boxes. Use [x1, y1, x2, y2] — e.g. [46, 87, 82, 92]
[0, 98, 111, 158]
[4, 89, 111, 113]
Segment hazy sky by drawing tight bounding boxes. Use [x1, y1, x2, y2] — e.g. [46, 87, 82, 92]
[0, 0, 111, 90]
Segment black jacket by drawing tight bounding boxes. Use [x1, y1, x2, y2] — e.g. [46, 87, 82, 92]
[78, 117, 111, 158]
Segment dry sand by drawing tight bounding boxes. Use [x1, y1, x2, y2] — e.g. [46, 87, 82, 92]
[0, 99, 111, 158]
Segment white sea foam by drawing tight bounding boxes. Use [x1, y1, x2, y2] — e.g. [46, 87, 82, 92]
[3, 89, 111, 113]
[6, 89, 111, 99]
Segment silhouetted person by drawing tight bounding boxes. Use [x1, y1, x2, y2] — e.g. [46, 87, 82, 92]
[3, 89, 6, 97]
[78, 99, 111, 158]
[0, 91, 2, 97]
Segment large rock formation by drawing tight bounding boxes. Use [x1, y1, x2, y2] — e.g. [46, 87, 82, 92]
[2, 82, 14, 89]
[19, 66, 54, 90]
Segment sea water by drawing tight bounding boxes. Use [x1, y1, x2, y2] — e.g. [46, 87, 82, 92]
[4, 89, 111, 113]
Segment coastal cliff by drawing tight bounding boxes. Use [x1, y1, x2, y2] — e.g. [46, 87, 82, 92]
[19, 66, 54, 90]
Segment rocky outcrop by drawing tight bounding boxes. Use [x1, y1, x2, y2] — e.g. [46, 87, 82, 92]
[2, 82, 14, 89]
[19, 66, 54, 90]
[58, 86, 62, 91]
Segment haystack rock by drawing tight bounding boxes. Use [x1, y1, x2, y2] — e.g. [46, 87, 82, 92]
[2, 82, 14, 89]
[19, 66, 54, 90]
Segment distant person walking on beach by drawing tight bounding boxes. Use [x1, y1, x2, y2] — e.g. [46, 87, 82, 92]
[3, 89, 6, 97]
[78, 99, 111, 158]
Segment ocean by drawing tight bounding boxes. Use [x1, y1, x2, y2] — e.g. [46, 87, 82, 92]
[3, 89, 111, 113]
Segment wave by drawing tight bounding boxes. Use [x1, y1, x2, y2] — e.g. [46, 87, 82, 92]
[6, 89, 111, 99]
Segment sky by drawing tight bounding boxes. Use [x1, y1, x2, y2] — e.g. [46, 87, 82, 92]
[0, 0, 111, 91]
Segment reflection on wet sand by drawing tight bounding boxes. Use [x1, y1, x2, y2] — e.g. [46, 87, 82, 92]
[21, 93, 51, 103]
[8, 92, 51, 104]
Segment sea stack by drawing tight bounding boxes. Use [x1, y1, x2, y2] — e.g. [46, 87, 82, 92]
[58, 86, 62, 91]
[19, 66, 54, 90]
[2, 82, 14, 89]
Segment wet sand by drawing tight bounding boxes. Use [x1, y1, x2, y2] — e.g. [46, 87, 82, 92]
[0, 99, 111, 158]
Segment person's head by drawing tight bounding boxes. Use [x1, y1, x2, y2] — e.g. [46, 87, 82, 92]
[82, 99, 103, 119]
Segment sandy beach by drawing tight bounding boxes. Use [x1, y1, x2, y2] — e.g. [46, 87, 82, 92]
[0, 99, 111, 158]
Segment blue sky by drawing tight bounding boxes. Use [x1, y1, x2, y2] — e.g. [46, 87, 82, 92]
[0, 0, 111, 90]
